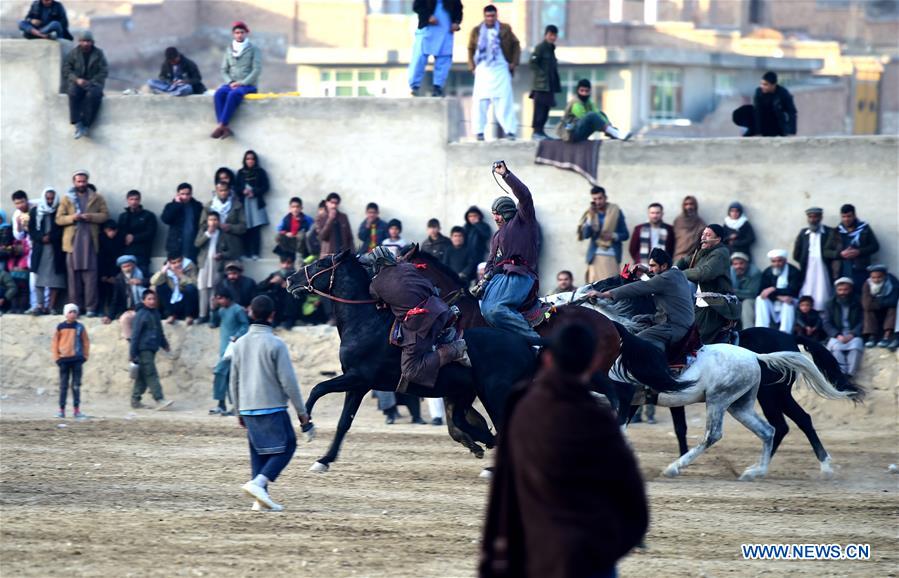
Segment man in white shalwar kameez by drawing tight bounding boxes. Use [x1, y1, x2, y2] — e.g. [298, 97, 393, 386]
[793, 207, 831, 311]
[468, 5, 519, 140]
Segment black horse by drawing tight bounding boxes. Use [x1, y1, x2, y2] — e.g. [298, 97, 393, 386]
[586, 274, 865, 476]
[285, 250, 537, 472]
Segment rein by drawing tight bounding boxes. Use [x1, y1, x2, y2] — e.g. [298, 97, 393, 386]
[300, 257, 379, 305]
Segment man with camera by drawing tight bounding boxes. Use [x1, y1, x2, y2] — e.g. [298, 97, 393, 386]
[473, 162, 541, 343]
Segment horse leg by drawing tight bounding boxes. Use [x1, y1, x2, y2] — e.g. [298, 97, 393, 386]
[663, 404, 725, 478]
[305, 373, 360, 418]
[780, 387, 834, 479]
[311, 389, 367, 472]
[443, 396, 486, 459]
[756, 384, 790, 458]
[727, 388, 775, 481]
[669, 406, 689, 456]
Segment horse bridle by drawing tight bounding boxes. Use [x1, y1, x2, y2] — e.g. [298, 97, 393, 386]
[297, 255, 378, 305]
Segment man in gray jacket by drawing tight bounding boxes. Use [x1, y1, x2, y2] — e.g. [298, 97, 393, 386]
[592, 247, 694, 352]
[230, 295, 314, 512]
[211, 21, 262, 139]
[61, 30, 108, 139]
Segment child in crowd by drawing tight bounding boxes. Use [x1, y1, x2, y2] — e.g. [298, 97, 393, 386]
[794, 295, 826, 342]
[381, 219, 408, 257]
[210, 288, 248, 416]
[51, 303, 90, 418]
[274, 197, 314, 263]
[130, 289, 174, 410]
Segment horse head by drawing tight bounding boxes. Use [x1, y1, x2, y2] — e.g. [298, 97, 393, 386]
[287, 250, 360, 299]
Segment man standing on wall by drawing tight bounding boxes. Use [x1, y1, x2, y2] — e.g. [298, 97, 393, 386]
[409, 0, 463, 97]
[753, 71, 797, 137]
[61, 30, 107, 139]
[468, 4, 520, 141]
[529, 24, 560, 141]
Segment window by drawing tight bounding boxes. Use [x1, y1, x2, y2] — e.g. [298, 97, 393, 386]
[539, 0, 567, 40]
[319, 68, 391, 97]
[649, 69, 682, 120]
[714, 72, 736, 100]
[367, 0, 413, 14]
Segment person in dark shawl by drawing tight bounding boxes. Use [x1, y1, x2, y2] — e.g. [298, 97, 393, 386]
[480, 320, 648, 578]
[234, 150, 270, 260]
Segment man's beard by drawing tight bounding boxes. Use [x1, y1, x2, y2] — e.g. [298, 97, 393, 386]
[577, 93, 589, 103]
[75, 185, 87, 194]
[771, 267, 783, 276]
[869, 281, 884, 294]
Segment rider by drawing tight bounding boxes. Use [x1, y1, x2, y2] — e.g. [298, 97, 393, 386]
[360, 246, 470, 393]
[590, 248, 693, 353]
[674, 224, 741, 344]
[473, 161, 541, 344]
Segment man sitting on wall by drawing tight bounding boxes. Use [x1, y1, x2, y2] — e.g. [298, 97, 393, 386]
[147, 47, 206, 97]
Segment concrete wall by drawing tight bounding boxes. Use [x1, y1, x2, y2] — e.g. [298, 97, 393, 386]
[2, 39, 897, 290]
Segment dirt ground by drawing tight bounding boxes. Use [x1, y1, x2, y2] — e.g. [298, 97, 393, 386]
[1, 378, 896, 578]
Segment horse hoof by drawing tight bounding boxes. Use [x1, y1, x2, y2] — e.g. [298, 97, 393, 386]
[479, 468, 493, 480]
[739, 467, 765, 481]
[820, 457, 835, 480]
[309, 461, 330, 473]
[662, 464, 680, 478]
[472, 447, 485, 459]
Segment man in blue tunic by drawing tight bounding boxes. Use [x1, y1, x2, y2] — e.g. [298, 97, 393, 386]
[409, 0, 463, 97]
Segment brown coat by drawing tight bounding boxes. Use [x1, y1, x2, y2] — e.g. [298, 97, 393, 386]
[56, 190, 109, 253]
[467, 22, 521, 70]
[370, 262, 449, 346]
[314, 211, 354, 256]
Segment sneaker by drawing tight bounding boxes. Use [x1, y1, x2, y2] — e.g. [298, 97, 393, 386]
[85, 311, 99, 318]
[411, 416, 427, 425]
[73, 122, 84, 139]
[432, 85, 444, 97]
[131, 400, 150, 409]
[877, 339, 890, 348]
[221, 409, 234, 417]
[73, 408, 83, 419]
[410, 87, 420, 97]
[864, 339, 877, 348]
[532, 132, 548, 141]
[476, 133, 485, 142]
[208, 407, 225, 415]
[242, 481, 277, 509]
[155, 399, 174, 411]
[888, 337, 899, 352]
[24, 307, 42, 315]
[430, 417, 443, 426]
[55, 409, 65, 418]
[647, 417, 657, 425]
[251, 500, 283, 512]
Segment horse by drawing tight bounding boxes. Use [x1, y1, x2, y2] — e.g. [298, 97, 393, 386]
[547, 273, 867, 478]
[285, 250, 538, 472]
[399, 249, 852, 480]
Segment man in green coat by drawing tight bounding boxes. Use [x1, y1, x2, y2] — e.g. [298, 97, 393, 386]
[557, 78, 628, 142]
[675, 224, 741, 343]
[529, 24, 560, 141]
[61, 30, 108, 139]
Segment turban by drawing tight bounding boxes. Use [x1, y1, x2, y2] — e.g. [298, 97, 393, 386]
[730, 252, 750, 263]
[72, 169, 89, 179]
[63, 303, 79, 316]
[116, 255, 137, 267]
[834, 277, 854, 287]
[767, 249, 788, 260]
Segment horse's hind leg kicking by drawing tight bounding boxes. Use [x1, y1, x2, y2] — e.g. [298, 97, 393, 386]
[727, 388, 775, 481]
[311, 389, 367, 473]
[663, 404, 725, 478]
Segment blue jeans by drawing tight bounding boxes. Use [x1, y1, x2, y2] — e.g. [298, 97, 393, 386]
[480, 273, 540, 342]
[19, 19, 63, 37]
[147, 79, 193, 96]
[245, 411, 296, 483]
[58, 360, 83, 408]
[214, 84, 257, 125]
[571, 111, 609, 142]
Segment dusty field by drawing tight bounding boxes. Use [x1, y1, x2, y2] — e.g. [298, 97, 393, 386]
[0, 387, 896, 578]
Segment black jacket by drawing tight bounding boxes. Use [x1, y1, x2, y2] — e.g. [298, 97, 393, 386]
[27, 206, 66, 276]
[234, 167, 270, 209]
[130, 306, 169, 360]
[723, 221, 755, 262]
[443, 245, 476, 284]
[62, 45, 108, 90]
[160, 198, 204, 258]
[158, 54, 206, 94]
[529, 40, 561, 93]
[758, 264, 802, 300]
[98, 232, 126, 280]
[413, 0, 463, 28]
[214, 275, 256, 307]
[753, 85, 797, 136]
[117, 206, 158, 263]
[23, 0, 72, 40]
[792, 225, 832, 280]
[823, 296, 863, 338]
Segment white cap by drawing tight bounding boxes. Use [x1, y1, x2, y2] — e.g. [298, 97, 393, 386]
[63, 303, 79, 316]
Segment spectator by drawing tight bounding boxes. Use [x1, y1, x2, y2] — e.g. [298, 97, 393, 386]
[102, 255, 148, 336]
[274, 196, 314, 262]
[56, 170, 109, 317]
[755, 249, 801, 334]
[753, 71, 797, 137]
[553, 270, 574, 294]
[409, 0, 463, 97]
[729, 252, 761, 330]
[98, 220, 125, 317]
[824, 278, 864, 378]
[629, 202, 675, 266]
[161, 183, 202, 262]
[195, 211, 238, 324]
[861, 264, 898, 350]
[117, 190, 157, 276]
[529, 24, 560, 141]
[824, 204, 879, 292]
[557, 78, 628, 141]
[210, 288, 248, 416]
[722, 201, 756, 263]
[27, 187, 66, 314]
[792, 207, 831, 311]
[422, 218, 451, 261]
[468, 4, 520, 141]
[577, 186, 628, 283]
[130, 289, 174, 410]
[672, 195, 706, 262]
[10, 191, 36, 314]
[480, 322, 647, 578]
[230, 295, 314, 512]
[19, 0, 72, 40]
[443, 226, 476, 284]
[357, 202, 389, 254]
[214, 167, 236, 193]
[147, 46, 206, 96]
[381, 219, 409, 257]
[215, 261, 256, 309]
[211, 21, 261, 139]
[234, 150, 270, 260]
[51, 303, 89, 419]
[0, 262, 16, 314]
[150, 253, 199, 325]
[256, 254, 301, 329]
[464, 206, 492, 263]
[794, 295, 826, 343]
[201, 181, 248, 258]
[62, 31, 107, 139]
[313, 192, 354, 256]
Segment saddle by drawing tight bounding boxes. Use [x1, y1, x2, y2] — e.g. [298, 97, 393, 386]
[521, 300, 555, 329]
[666, 325, 702, 370]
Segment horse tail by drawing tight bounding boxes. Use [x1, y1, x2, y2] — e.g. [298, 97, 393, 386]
[756, 351, 859, 401]
[613, 322, 693, 392]
[794, 334, 867, 401]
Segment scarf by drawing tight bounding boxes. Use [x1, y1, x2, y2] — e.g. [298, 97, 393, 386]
[210, 194, 233, 223]
[868, 276, 893, 298]
[475, 21, 502, 66]
[37, 188, 59, 220]
[638, 224, 668, 261]
[231, 39, 248, 58]
[724, 215, 747, 230]
[595, 203, 620, 249]
[837, 220, 867, 247]
[124, 267, 145, 306]
[165, 258, 192, 304]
